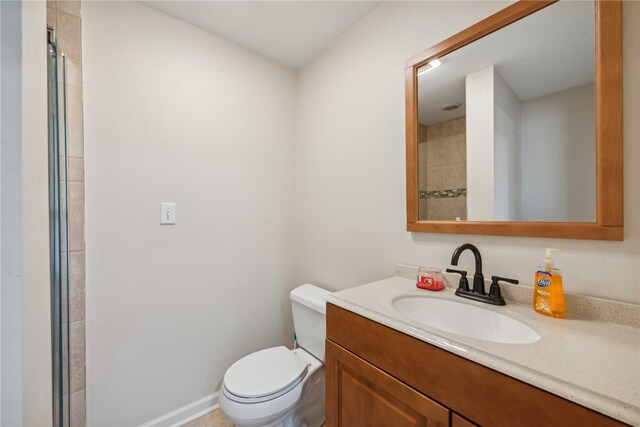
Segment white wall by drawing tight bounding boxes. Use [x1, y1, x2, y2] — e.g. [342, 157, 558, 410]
[1, 1, 24, 425]
[493, 68, 522, 221]
[82, 2, 297, 425]
[297, 1, 640, 304]
[520, 83, 595, 221]
[81, 1, 640, 424]
[465, 66, 495, 221]
[21, 1, 53, 425]
[466, 66, 521, 222]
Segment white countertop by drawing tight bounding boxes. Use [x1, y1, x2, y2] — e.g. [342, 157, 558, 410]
[327, 276, 640, 426]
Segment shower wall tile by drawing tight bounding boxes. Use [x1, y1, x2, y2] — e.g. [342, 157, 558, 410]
[418, 142, 428, 191]
[70, 390, 86, 427]
[450, 163, 467, 189]
[426, 164, 446, 191]
[419, 198, 429, 220]
[57, 10, 83, 87]
[426, 196, 468, 221]
[443, 116, 465, 137]
[427, 121, 442, 140]
[452, 196, 467, 220]
[58, 0, 80, 18]
[70, 321, 85, 393]
[69, 251, 85, 322]
[68, 182, 85, 252]
[56, 11, 81, 68]
[449, 134, 466, 165]
[426, 198, 447, 220]
[63, 50, 83, 88]
[47, 6, 57, 28]
[63, 52, 83, 88]
[420, 117, 467, 220]
[418, 123, 428, 144]
[68, 157, 84, 182]
[427, 140, 447, 168]
[66, 85, 84, 158]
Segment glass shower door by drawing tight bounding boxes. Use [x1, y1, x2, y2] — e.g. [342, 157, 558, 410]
[47, 27, 71, 427]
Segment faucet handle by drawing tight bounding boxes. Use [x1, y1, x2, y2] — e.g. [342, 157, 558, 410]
[491, 276, 519, 285]
[446, 268, 469, 292]
[488, 276, 519, 304]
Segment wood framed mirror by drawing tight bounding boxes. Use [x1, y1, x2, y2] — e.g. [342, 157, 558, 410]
[405, 0, 622, 240]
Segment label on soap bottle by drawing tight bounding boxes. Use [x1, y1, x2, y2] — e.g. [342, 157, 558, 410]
[536, 271, 552, 288]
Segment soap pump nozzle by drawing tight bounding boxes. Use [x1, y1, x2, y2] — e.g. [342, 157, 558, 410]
[543, 248, 561, 271]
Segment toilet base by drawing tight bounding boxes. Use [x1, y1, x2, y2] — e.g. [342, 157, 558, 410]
[219, 357, 324, 427]
[221, 366, 324, 427]
[283, 365, 325, 427]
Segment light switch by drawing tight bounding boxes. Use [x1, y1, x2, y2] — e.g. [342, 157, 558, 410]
[160, 203, 176, 225]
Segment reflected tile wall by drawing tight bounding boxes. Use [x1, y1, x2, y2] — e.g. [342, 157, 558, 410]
[418, 117, 467, 221]
[48, 1, 86, 425]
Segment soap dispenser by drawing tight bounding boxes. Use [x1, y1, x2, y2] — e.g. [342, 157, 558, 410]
[533, 248, 566, 318]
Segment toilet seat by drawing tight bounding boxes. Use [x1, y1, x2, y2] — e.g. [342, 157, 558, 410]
[223, 346, 309, 403]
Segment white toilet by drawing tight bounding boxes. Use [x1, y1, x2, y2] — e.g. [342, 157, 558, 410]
[219, 284, 330, 427]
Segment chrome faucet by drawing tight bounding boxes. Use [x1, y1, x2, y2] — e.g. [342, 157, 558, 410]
[446, 243, 519, 306]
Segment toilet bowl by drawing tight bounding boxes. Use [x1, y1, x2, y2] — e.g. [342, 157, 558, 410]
[219, 347, 324, 427]
[219, 284, 330, 427]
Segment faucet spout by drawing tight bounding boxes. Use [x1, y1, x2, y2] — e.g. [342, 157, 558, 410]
[450, 243, 485, 295]
[450, 243, 483, 274]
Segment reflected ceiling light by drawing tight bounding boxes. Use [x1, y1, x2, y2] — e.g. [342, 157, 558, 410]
[441, 103, 462, 111]
[417, 59, 442, 76]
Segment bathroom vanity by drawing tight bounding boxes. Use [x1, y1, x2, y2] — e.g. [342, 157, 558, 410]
[324, 274, 639, 426]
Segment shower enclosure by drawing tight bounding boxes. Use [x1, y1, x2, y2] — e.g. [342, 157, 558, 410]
[47, 27, 71, 427]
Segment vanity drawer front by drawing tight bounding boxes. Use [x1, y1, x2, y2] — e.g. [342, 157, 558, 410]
[326, 303, 626, 427]
[326, 339, 449, 427]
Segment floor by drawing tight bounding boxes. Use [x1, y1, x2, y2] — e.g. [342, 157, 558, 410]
[183, 409, 234, 427]
[183, 407, 326, 427]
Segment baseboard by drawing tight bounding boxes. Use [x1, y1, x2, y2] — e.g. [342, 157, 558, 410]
[139, 392, 219, 427]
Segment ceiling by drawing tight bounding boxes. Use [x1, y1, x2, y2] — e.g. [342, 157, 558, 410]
[141, 1, 381, 69]
[418, 1, 595, 125]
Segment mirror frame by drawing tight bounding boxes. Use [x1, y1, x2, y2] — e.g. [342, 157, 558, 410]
[405, 0, 622, 241]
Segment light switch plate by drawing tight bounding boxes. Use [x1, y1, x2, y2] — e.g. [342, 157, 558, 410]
[160, 203, 176, 225]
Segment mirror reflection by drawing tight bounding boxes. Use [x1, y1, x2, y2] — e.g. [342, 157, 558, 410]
[417, 1, 595, 222]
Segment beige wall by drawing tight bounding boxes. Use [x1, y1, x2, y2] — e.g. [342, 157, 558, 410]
[82, 2, 297, 425]
[297, 1, 640, 303]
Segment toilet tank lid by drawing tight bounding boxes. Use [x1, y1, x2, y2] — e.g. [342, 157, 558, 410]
[290, 284, 331, 315]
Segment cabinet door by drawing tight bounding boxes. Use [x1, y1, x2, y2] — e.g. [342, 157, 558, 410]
[326, 340, 449, 427]
[452, 414, 477, 427]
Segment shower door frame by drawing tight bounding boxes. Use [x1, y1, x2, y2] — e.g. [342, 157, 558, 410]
[47, 26, 71, 427]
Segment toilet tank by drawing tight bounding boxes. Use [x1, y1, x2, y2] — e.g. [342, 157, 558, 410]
[290, 284, 331, 361]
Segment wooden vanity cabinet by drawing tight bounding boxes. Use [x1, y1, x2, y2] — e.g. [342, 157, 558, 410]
[325, 304, 626, 427]
[326, 340, 449, 427]
[451, 414, 477, 427]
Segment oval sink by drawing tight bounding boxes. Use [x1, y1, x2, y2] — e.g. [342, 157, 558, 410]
[392, 297, 540, 344]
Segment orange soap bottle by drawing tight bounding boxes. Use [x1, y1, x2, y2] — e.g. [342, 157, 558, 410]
[533, 248, 566, 318]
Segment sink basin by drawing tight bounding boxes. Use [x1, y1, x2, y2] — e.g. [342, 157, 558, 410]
[392, 297, 540, 344]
